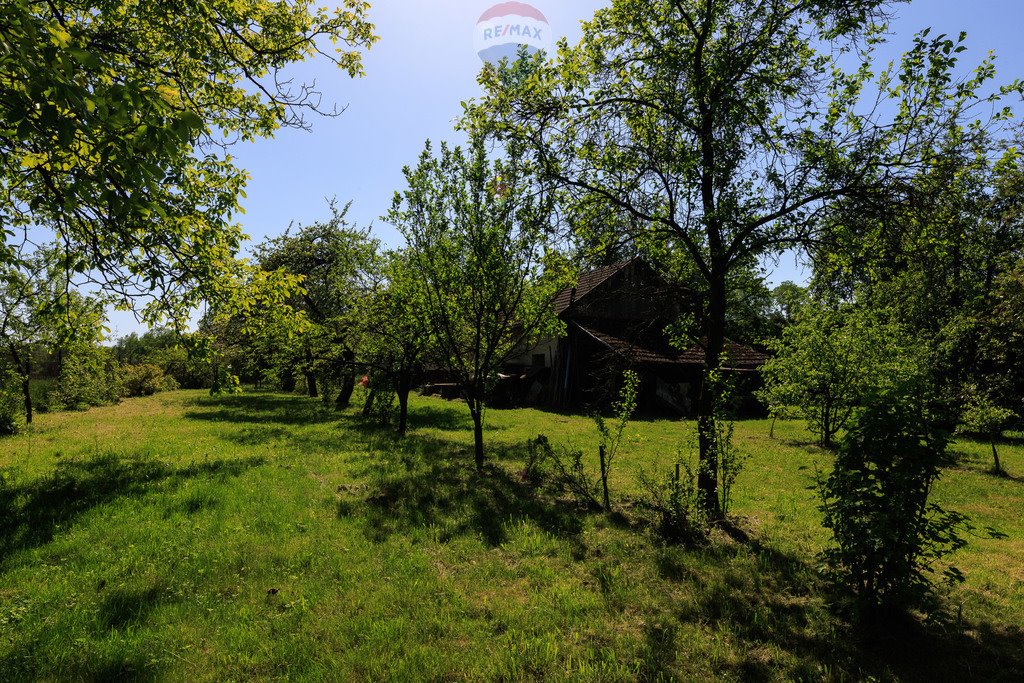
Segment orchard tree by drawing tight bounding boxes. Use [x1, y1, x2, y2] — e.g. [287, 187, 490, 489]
[388, 137, 570, 471]
[0, 247, 108, 422]
[360, 250, 433, 436]
[814, 127, 1024, 404]
[468, 0, 1020, 517]
[958, 386, 1016, 476]
[759, 302, 914, 448]
[256, 202, 381, 402]
[1, 0, 377, 324]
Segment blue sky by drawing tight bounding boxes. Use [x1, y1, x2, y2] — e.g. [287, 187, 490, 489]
[109, 1, 1024, 337]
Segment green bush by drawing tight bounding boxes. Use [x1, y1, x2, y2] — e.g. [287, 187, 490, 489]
[119, 363, 179, 398]
[819, 389, 970, 618]
[49, 346, 120, 410]
[638, 459, 709, 547]
[28, 377, 57, 414]
[0, 369, 25, 436]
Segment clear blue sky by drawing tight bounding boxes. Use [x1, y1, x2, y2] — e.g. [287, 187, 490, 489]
[109, 0, 1024, 337]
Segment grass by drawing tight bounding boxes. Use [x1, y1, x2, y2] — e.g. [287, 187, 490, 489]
[0, 390, 1021, 681]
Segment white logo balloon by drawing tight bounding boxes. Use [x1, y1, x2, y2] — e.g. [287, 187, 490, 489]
[474, 2, 552, 65]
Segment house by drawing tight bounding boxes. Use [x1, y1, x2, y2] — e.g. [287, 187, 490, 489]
[504, 258, 768, 415]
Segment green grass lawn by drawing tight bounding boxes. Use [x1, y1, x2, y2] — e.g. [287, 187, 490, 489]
[1, 390, 1021, 681]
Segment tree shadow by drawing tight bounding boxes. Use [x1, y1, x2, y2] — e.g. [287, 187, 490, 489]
[338, 434, 584, 547]
[1, 637, 158, 683]
[97, 583, 174, 631]
[0, 453, 265, 567]
[183, 393, 342, 427]
[405, 404, 474, 432]
[644, 526, 1024, 682]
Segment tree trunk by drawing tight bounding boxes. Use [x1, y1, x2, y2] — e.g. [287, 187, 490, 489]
[599, 444, 610, 512]
[470, 402, 485, 472]
[22, 373, 32, 425]
[336, 349, 355, 409]
[362, 389, 377, 418]
[992, 439, 1003, 474]
[697, 273, 727, 520]
[396, 371, 411, 436]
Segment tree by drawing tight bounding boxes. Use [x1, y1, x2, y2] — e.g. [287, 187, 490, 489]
[958, 386, 1016, 476]
[1, 0, 377, 323]
[388, 137, 569, 471]
[468, 0, 1019, 517]
[255, 202, 381, 403]
[359, 250, 432, 435]
[814, 129, 1024, 409]
[758, 302, 907, 448]
[0, 247, 108, 422]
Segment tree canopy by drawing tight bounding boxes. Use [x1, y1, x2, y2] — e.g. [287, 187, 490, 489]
[466, 0, 1022, 516]
[1, 0, 377, 324]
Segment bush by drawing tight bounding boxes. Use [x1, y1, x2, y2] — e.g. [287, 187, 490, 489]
[28, 378, 57, 414]
[638, 457, 709, 546]
[819, 391, 971, 618]
[49, 346, 121, 411]
[0, 369, 25, 436]
[119, 363, 179, 398]
[522, 435, 601, 510]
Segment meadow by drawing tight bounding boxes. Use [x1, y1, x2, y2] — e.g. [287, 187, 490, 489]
[0, 390, 1021, 681]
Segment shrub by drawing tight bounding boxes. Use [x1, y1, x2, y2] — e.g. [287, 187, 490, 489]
[522, 435, 601, 510]
[714, 419, 747, 518]
[594, 370, 639, 512]
[638, 457, 709, 546]
[819, 388, 971, 618]
[0, 369, 25, 436]
[119, 363, 178, 398]
[28, 378, 57, 414]
[49, 346, 120, 411]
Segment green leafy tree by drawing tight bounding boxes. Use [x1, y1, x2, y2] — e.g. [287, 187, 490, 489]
[0, 247, 108, 422]
[812, 124, 1024, 426]
[1, 0, 377, 324]
[958, 386, 1016, 476]
[255, 202, 381, 403]
[468, 0, 1017, 517]
[359, 250, 432, 435]
[759, 303, 908, 448]
[388, 137, 570, 471]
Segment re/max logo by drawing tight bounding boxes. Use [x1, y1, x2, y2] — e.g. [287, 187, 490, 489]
[482, 24, 543, 42]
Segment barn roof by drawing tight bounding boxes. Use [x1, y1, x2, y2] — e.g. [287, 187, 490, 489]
[575, 324, 768, 371]
[552, 259, 636, 316]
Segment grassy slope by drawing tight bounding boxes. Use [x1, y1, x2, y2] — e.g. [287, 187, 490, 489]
[0, 391, 1020, 681]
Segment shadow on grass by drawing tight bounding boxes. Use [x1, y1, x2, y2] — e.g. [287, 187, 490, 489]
[179, 393, 1024, 680]
[0, 452, 265, 567]
[649, 531, 1024, 682]
[339, 435, 584, 547]
[405, 404, 474, 432]
[183, 392, 342, 427]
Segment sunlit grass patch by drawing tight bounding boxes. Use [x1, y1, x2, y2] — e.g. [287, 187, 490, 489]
[0, 390, 1021, 680]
